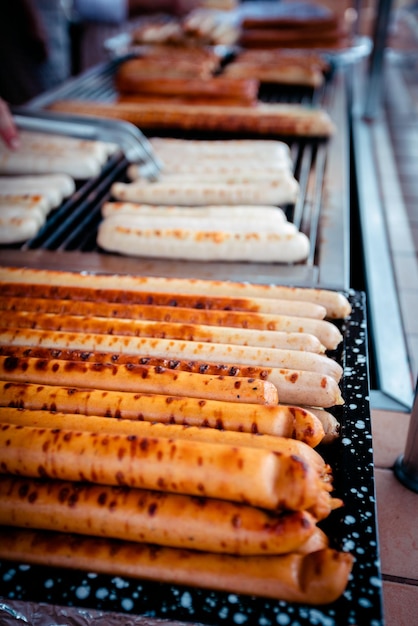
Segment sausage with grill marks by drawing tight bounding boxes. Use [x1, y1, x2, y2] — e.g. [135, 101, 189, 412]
[0, 328, 343, 381]
[0, 310, 326, 353]
[97, 214, 309, 264]
[0, 475, 321, 555]
[0, 343, 343, 408]
[0, 422, 326, 512]
[0, 407, 328, 467]
[0, 281, 328, 319]
[0, 294, 327, 324]
[0, 355, 279, 405]
[0, 528, 354, 604]
[0, 296, 333, 352]
[0, 382, 323, 445]
[0, 267, 351, 319]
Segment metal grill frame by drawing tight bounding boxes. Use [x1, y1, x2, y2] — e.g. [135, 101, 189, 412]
[0, 59, 351, 291]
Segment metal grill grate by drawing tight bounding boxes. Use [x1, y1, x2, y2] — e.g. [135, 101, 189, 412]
[0, 58, 350, 290]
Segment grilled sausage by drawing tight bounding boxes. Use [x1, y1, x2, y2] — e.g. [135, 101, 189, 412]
[0, 295, 328, 327]
[0, 308, 330, 352]
[148, 137, 292, 161]
[0, 266, 352, 318]
[0, 174, 75, 202]
[0, 382, 323, 443]
[0, 339, 343, 408]
[0, 475, 320, 555]
[0, 528, 353, 603]
[0, 147, 103, 179]
[110, 177, 300, 206]
[0, 355, 279, 405]
[0, 422, 326, 511]
[115, 75, 259, 103]
[48, 99, 336, 138]
[0, 291, 328, 322]
[0, 281, 330, 318]
[0, 216, 40, 244]
[0, 130, 117, 178]
[0, 193, 51, 214]
[0, 328, 343, 381]
[97, 214, 310, 264]
[103, 202, 289, 221]
[0, 407, 328, 464]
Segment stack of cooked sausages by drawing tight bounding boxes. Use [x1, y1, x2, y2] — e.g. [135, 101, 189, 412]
[98, 137, 311, 263]
[0, 266, 354, 605]
[0, 131, 118, 244]
[47, 4, 345, 134]
[48, 44, 335, 136]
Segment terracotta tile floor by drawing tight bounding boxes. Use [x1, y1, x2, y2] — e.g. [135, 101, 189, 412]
[371, 410, 418, 626]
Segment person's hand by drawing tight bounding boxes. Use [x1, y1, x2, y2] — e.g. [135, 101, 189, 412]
[0, 98, 19, 149]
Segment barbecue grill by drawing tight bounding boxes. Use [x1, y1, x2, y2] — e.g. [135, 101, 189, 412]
[0, 47, 412, 410]
[0, 45, 390, 626]
[0, 57, 351, 292]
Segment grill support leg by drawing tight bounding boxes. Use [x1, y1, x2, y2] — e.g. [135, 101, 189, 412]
[394, 378, 418, 493]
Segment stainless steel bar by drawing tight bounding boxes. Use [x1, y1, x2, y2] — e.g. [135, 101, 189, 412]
[394, 379, 418, 493]
[364, 0, 394, 119]
[13, 107, 162, 169]
[292, 142, 313, 231]
[315, 68, 350, 291]
[305, 143, 327, 268]
[14, 114, 98, 139]
[351, 65, 413, 411]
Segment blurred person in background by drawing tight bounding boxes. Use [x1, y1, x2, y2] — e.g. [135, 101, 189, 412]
[0, 0, 201, 106]
[0, 1, 57, 105]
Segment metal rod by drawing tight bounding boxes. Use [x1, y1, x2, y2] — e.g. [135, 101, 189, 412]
[394, 379, 418, 493]
[364, 0, 394, 119]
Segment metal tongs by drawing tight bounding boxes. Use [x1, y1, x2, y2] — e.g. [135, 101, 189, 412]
[11, 107, 163, 178]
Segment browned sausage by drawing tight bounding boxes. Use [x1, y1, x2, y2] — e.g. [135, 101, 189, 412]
[0, 407, 328, 470]
[0, 475, 319, 555]
[0, 422, 327, 512]
[0, 355, 279, 405]
[0, 267, 352, 318]
[0, 327, 343, 382]
[0, 381, 324, 445]
[0, 527, 354, 603]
